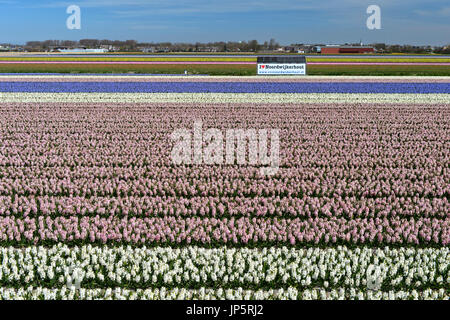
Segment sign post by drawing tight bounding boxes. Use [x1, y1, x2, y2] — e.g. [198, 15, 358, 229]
[257, 56, 307, 75]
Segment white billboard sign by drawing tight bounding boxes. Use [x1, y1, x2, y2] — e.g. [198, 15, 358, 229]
[257, 63, 306, 75]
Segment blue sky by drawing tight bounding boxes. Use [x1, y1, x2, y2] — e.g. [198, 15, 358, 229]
[1, 0, 449, 45]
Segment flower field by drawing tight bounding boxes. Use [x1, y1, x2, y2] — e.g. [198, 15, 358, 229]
[0, 56, 449, 63]
[0, 75, 449, 300]
[1, 55, 450, 75]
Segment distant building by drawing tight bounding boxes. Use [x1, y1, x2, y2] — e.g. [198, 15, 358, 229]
[100, 45, 118, 51]
[141, 47, 157, 53]
[284, 45, 316, 54]
[197, 46, 219, 52]
[320, 45, 374, 54]
[57, 47, 108, 53]
[142, 47, 169, 53]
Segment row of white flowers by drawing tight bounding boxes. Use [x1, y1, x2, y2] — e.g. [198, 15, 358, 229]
[0, 286, 447, 300]
[1, 245, 448, 289]
[0, 92, 449, 104]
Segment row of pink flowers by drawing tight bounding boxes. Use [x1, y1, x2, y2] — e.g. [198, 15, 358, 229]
[0, 195, 447, 218]
[0, 102, 448, 247]
[0, 216, 448, 245]
[0, 173, 446, 198]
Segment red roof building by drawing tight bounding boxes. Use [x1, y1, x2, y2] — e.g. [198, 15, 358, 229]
[320, 46, 374, 54]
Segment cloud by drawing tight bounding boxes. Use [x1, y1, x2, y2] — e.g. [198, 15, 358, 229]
[414, 4, 450, 17]
[434, 6, 450, 16]
[109, 1, 360, 18]
[125, 22, 169, 30]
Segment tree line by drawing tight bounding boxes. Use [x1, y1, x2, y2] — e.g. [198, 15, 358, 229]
[24, 39, 280, 52]
[19, 39, 450, 54]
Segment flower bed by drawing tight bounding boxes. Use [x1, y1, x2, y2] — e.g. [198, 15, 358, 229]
[0, 76, 448, 299]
